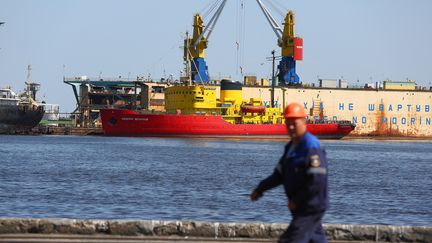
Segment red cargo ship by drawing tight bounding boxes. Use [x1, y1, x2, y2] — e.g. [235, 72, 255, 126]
[100, 80, 355, 139]
[100, 108, 355, 139]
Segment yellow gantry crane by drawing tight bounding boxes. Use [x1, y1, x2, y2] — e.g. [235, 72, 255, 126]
[184, 0, 227, 83]
[256, 0, 303, 85]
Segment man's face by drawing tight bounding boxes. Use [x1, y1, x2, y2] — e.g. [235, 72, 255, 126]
[285, 117, 307, 138]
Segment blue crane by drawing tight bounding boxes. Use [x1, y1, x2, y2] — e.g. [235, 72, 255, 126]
[256, 0, 303, 86]
[184, 0, 227, 83]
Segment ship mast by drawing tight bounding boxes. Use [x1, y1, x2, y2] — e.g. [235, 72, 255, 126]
[184, 32, 192, 86]
[26, 64, 32, 83]
[25, 65, 40, 101]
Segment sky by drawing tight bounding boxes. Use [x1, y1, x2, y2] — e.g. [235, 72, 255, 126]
[1, 0, 432, 112]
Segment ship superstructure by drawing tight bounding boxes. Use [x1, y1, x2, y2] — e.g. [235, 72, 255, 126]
[164, 80, 283, 125]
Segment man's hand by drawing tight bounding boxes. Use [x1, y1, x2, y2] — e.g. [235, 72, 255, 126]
[250, 191, 263, 201]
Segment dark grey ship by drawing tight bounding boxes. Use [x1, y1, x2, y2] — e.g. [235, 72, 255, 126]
[0, 83, 45, 134]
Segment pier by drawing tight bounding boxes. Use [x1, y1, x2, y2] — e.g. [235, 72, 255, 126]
[32, 126, 103, 136]
[0, 219, 430, 242]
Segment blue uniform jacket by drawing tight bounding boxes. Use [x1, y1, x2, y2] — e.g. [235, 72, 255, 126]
[255, 132, 328, 213]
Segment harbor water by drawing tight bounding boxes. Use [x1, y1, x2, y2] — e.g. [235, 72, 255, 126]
[0, 135, 431, 226]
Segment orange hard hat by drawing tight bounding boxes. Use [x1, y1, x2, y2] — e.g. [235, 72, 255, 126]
[284, 102, 307, 119]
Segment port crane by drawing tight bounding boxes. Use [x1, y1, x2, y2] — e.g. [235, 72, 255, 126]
[184, 0, 227, 83]
[256, 0, 303, 85]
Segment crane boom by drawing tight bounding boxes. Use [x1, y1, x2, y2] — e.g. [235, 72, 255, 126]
[255, 0, 283, 40]
[194, 0, 227, 48]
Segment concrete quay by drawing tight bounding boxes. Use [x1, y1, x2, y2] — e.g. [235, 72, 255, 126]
[0, 219, 431, 242]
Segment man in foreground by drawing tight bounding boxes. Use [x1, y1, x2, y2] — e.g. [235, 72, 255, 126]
[250, 102, 328, 243]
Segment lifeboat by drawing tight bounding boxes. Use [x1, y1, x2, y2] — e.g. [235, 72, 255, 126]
[241, 105, 266, 114]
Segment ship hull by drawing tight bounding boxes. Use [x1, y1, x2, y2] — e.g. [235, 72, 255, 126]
[100, 109, 354, 139]
[0, 106, 45, 134]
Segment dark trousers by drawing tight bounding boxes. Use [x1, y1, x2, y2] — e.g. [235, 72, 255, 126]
[278, 211, 327, 243]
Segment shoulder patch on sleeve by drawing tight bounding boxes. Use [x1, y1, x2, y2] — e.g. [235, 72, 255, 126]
[309, 154, 321, 167]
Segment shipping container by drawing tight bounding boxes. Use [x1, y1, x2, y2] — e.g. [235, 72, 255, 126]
[319, 79, 338, 88]
[339, 79, 348, 88]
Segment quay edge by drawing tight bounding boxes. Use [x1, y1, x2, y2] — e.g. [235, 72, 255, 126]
[0, 219, 431, 242]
